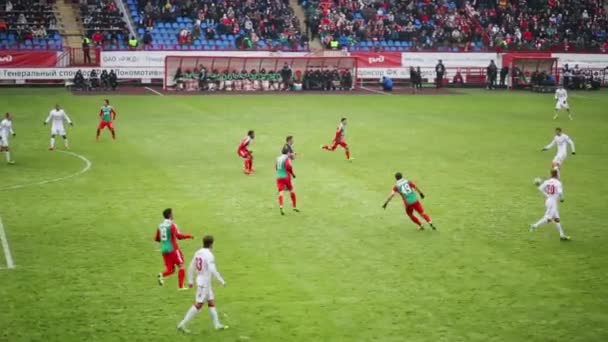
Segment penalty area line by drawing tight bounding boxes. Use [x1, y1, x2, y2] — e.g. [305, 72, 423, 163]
[360, 86, 392, 95]
[0, 150, 92, 191]
[145, 87, 165, 96]
[0, 214, 15, 269]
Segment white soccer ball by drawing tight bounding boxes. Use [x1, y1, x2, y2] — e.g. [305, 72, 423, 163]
[533, 177, 543, 186]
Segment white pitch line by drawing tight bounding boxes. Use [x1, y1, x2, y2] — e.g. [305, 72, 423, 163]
[145, 87, 164, 96]
[0, 214, 15, 269]
[0, 150, 92, 191]
[360, 86, 392, 95]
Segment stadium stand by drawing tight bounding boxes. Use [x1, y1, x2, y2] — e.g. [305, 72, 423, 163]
[79, 0, 130, 50]
[301, 0, 607, 52]
[301, 0, 486, 51]
[473, 0, 607, 51]
[0, 0, 63, 50]
[128, 0, 308, 51]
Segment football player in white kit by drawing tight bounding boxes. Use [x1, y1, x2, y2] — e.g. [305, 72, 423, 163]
[554, 86, 572, 120]
[44, 104, 73, 150]
[541, 127, 575, 176]
[0, 112, 16, 164]
[530, 169, 570, 241]
[177, 235, 227, 333]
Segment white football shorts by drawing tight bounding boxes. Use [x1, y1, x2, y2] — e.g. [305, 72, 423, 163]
[552, 152, 567, 165]
[195, 286, 215, 304]
[544, 200, 560, 220]
[555, 100, 569, 110]
[51, 124, 66, 136]
[0, 133, 8, 147]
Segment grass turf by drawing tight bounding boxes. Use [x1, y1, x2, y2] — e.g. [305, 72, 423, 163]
[0, 88, 607, 342]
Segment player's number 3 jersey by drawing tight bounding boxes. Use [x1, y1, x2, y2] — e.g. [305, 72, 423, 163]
[189, 248, 225, 288]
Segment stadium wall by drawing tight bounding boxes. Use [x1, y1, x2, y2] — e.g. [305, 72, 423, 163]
[0, 50, 606, 84]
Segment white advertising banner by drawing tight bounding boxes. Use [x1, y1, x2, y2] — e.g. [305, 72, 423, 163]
[100, 50, 309, 68]
[358, 67, 464, 80]
[0, 67, 164, 80]
[401, 52, 500, 68]
[552, 53, 608, 68]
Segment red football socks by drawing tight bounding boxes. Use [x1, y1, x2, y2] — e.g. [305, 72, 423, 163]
[290, 192, 296, 207]
[408, 214, 422, 226]
[278, 193, 284, 206]
[345, 150, 350, 159]
[178, 268, 185, 288]
[422, 213, 432, 223]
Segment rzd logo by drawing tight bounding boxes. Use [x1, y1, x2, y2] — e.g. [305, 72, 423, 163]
[0, 55, 14, 63]
[368, 56, 385, 64]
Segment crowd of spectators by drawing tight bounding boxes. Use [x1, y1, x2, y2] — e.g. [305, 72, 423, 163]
[133, 0, 307, 50]
[0, 0, 62, 49]
[79, 0, 129, 49]
[302, 0, 485, 50]
[472, 0, 608, 51]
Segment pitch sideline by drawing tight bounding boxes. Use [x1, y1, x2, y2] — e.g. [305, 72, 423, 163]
[0, 214, 15, 269]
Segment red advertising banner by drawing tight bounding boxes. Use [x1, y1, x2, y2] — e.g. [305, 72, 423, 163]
[352, 52, 402, 67]
[0, 51, 58, 67]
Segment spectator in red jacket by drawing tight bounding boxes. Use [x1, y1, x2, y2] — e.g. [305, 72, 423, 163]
[92, 31, 103, 46]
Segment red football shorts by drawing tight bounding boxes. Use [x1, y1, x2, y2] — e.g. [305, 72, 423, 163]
[405, 201, 424, 214]
[276, 177, 293, 191]
[331, 140, 348, 149]
[162, 249, 184, 271]
[98, 121, 114, 130]
[238, 149, 251, 159]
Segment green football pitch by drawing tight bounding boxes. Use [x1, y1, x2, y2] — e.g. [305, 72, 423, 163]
[0, 88, 607, 341]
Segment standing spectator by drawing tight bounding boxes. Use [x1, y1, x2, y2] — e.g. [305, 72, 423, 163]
[92, 31, 103, 46]
[435, 60, 445, 89]
[82, 36, 91, 64]
[499, 66, 509, 87]
[100, 70, 110, 90]
[143, 30, 153, 46]
[280, 63, 292, 91]
[487, 60, 498, 90]
[5, 0, 13, 12]
[109, 70, 118, 90]
[128, 35, 139, 50]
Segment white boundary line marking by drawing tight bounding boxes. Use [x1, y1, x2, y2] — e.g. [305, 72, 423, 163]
[145, 87, 164, 96]
[360, 86, 392, 95]
[0, 214, 15, 269]
[0, 150, 92, 191]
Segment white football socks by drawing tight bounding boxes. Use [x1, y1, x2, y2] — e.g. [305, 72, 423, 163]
[4, 151, 10, 162]
[179, 305, 199, 327]
[50, 137, 55, 148]
[64, 138, 69, 148]
[532, 218, 547, 228]
[555, 223, 566, 237]
[209, 307, 221, 327]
